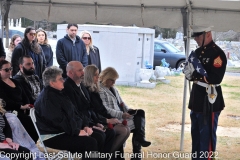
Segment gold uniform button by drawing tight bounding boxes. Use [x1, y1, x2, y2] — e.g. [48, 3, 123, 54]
[202, 51, 204, 54]
[204, 47, 206, 49]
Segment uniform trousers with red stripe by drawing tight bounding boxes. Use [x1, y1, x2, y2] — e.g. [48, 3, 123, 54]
[190, 111, 220, 160]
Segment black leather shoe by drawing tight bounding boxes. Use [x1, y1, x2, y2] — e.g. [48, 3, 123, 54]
[134, 138, 151, 147]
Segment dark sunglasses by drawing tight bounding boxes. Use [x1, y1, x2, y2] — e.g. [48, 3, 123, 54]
[1, 67, 13, 72]
[29, 33, 36, 36]
[82, 37, 91, 40]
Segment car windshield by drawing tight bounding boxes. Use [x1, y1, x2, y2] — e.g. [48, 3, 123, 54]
[162, 42, 181, 53]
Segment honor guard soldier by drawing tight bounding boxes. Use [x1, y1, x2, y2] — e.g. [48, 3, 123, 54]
[183, 26, 227, 160]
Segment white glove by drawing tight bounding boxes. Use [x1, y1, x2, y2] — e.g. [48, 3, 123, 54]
[183, 63, 195, 80]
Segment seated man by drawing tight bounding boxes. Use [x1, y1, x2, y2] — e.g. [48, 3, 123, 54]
[64, 61, 115, 155]
[13, 55, 42, 104]
[34, 66, 98, 160]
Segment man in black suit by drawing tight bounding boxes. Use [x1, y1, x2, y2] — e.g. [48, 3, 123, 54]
[64, 61, 115, 157]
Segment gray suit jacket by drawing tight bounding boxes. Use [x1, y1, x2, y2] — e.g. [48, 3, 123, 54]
[99, 83, 135, 130]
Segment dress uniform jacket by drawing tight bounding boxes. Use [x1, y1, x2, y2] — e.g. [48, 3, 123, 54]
[188, 41, 227, 112]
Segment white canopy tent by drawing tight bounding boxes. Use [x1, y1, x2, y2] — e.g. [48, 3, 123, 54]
[1, 0, 240, 151]
[1, 0, 240, 31]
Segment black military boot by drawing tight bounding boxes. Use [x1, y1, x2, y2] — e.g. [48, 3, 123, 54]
[133, 110, 151, 147]
[131, 135, 142, 160]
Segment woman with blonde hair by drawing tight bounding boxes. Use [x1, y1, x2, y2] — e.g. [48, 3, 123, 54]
[83, 65, 130, 155]
[80, 30, 101, 72]
[36, 28, 53, 67]
[6, 34, 22, 62]
[99, 67, 151, 160]
[0, 98, 33, 160]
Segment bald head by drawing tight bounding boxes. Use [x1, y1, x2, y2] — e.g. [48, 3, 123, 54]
[66, 61, 82, 72]
[66, 61, 84, 84]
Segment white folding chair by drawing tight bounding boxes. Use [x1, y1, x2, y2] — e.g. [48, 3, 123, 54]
[30, 108, 73, 160]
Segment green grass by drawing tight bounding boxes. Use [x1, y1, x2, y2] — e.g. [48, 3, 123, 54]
[226, 67, 240, 73]
[116, 74, 240, 160]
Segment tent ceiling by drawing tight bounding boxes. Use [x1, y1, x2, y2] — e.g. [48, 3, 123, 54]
[1, 0, 240, 31]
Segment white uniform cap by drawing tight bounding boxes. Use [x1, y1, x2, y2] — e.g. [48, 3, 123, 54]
[191, 25, 213, 32]
[190, 25, 213, 37]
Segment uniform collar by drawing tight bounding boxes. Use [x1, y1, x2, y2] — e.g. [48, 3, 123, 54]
[201, 41, 215, 50]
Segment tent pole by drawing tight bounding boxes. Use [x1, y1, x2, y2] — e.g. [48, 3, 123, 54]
[180, 0, 192, 151]
[180, 7, 188, 151]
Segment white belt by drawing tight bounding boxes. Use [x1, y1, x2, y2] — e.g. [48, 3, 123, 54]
[194, 81, 220, 104]
[194, 81, 220, 88]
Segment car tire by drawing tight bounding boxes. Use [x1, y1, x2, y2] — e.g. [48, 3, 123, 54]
[177, 60, 185, 70]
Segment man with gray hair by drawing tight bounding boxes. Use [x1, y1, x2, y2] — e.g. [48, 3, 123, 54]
[183, 26, 227, 159]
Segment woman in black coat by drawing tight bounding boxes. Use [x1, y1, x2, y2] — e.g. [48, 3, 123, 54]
[34, 66, 98, 160]
[0, 60, 38, 143]
[83, 64, 130, 156]
[11, 26, 46, 79]
[80, 30, 102, 72]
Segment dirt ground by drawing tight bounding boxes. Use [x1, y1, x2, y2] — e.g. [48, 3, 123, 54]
[158, 123, 240, 138]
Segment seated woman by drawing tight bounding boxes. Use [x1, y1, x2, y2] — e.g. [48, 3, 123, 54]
[83, 65, 130, 153]
[0, 98, 33, 160]
[34, 66, 98, 160]
[0, 60, 38, 143]
[98, 67, 151, 159]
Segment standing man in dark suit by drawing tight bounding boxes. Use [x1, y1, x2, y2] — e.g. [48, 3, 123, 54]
[183, 26, 227, 160]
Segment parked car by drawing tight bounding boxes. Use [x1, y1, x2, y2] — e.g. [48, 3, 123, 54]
[154, 39, 186, 69]
[0, 27, 25, 49]
[0, 27, 25, 38]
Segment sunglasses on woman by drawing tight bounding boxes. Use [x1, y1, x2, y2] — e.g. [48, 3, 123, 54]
[29, 33, 36, 36]
[82, 37, 91, 40]
[0, 67, 13, 72]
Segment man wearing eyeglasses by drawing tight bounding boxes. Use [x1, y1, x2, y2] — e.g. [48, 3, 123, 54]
[183, 26, 227, 160]
[56, 24, 88, 78]
[13, 55, 42, 105]
[0, 38, 6, 62]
